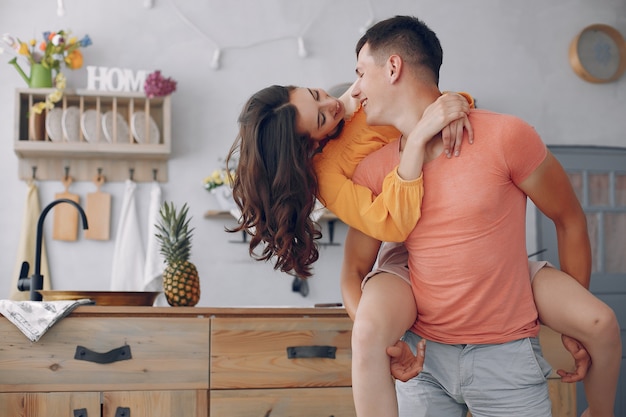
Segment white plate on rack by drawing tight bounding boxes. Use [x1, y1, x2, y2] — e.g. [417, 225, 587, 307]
[130, 111, 160, 144]
[102, 110, 130, 143]
[45, 108, 63, 142]
[81, 109, 105, 143]
[61, 106, 81, 142]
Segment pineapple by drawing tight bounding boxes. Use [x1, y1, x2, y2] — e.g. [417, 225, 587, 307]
[155, 202, 201, 306]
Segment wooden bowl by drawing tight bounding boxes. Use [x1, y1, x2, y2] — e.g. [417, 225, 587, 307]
[37, 291, 160, 306]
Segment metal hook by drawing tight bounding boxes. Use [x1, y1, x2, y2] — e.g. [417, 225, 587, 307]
[152, 168, 158, 181]
[129, 168, 134, 181]
[31, 166, 37, 180]
[64, 166, 70, 180]
[97, 167, 103, 181]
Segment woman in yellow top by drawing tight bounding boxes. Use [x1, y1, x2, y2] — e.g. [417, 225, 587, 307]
[229, 82, 471, 277]
[227, 82, 619, 417]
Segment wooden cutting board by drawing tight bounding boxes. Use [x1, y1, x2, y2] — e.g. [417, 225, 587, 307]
[85, 175, 111, 240]
[52, 176, 80, 241]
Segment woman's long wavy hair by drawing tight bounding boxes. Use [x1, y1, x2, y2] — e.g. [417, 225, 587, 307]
[226, 85, 321, 278]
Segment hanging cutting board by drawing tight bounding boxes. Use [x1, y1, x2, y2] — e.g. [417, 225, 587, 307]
[85, 174, 111, 240]
[52, 176, 80, 241]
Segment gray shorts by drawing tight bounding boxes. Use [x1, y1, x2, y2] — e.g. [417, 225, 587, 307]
[397, 331, 552, 417]
[362, 242, 551, 289]
[366, 243, 554, 416]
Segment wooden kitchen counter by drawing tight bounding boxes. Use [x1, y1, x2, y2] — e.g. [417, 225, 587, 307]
[0, 306, 576, 417]
[66, 305, 350, 317]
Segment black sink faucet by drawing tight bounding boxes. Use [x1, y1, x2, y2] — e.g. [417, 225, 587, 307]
[17, 199, 89, 301]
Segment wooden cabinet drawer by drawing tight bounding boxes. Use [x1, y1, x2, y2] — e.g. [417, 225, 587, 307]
[0, 316, 209, 392]
[210, 387, 356, 417]
[103, 390, 208, 417]
[0, 392, 100, 416]
[210, 317, 352, 389]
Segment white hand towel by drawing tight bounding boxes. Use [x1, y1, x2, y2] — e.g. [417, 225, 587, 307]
[110, 180, 145, 291]
[143, 182, 167, 306]
[11, 182, 52, 300]
[0, 299, 93, 342]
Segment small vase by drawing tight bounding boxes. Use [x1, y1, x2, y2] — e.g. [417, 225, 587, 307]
[9, 58, 54, 88]
[212, 186, 237, 211]
[29, 64, 53, 88]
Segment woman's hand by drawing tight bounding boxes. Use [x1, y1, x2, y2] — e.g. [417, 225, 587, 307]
[397, 92, 473, 181]
[411, 92, 473, 155]
[442, 115, 472, 158]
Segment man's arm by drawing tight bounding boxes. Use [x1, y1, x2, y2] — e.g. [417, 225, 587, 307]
[518, 151, 591, 288]
[519, 150, 593, 383]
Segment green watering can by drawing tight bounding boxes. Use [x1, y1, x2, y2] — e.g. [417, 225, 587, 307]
[9, 57, 53, 88]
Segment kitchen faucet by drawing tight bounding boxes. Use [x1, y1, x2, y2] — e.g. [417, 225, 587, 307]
[17, 198, 89, 301]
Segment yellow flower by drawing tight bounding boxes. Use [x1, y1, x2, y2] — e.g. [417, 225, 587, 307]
[55, 72, 67, 89]
[204, 168, 235, 192]
[31, 102, 47, 114]
[30, 73, 66, 115]
[29, 39, 36, 46]
[18, 42, 29, 55]
[48, 90, 63, 102]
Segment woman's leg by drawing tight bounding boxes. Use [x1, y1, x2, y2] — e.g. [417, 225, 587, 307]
[352, 272, 417, 417]
[532, 266, 621, 417]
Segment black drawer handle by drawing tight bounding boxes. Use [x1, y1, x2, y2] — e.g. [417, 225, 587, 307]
[286, 345, 336, 359]
[115, 407, 130, 417]
[74, 345, 132, 364]
[74, 408, 88, 417]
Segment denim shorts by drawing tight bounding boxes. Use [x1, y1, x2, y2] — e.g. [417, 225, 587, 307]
[396, 331, 553, 417]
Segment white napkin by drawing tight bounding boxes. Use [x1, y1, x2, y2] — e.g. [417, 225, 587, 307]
[11, 181, 52, 300]
[110, 180, 145, 291]
[0, 299, 92, 342]
[143, 182, 167, 306]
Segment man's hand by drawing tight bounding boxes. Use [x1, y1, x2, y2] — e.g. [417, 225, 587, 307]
[386, 339, 426, 382]
[556, 334, 591, 383]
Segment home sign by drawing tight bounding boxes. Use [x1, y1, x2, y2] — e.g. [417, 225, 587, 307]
[86, 66, 147, 92]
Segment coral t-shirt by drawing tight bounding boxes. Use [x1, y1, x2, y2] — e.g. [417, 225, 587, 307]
[313, 92, 474, 243]
[353, 109, 547, 344]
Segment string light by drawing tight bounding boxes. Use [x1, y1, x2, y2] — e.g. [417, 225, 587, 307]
[359, 0, 375, 34]
[210, 48, 222, 70]
[56, 0, 65, 17]
[297, 37, 307, 58]
[166, 0, 373, 70]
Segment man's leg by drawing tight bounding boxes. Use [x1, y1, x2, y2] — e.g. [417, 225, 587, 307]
[463, 338, 552, 417]
[396, 331, 468, 417]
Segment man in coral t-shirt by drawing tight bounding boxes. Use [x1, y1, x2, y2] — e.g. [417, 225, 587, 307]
[343, 16, 593, 417]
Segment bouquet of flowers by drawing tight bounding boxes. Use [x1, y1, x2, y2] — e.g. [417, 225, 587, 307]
[3, 30, 92, 71]
[203, 168, 234, 192]
[144, 70, 177, 98]
[204, 156, 237, 192]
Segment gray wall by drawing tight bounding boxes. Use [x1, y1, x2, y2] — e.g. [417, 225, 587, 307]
[0, 0, 624, 306]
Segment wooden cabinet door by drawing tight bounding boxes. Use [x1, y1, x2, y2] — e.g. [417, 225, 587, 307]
[0, 392, 100, 417]
[210, 387, 356, 417]
[103, 390, 208, 417]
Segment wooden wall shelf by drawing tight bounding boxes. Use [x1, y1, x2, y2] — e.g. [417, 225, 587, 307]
[204, 209, 338, 221]
[13, 88, 171, 182]
[205, 209, 342, 246]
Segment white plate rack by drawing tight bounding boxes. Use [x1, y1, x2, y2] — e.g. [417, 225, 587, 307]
[14, 88, 171, 182]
